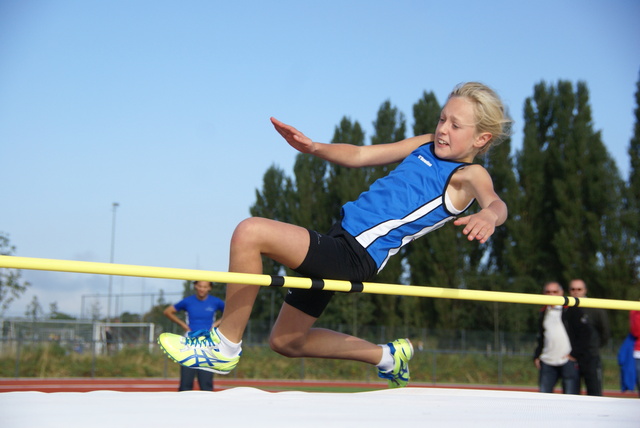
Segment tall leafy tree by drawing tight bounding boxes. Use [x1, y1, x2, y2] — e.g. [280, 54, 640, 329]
[552, 83, 613, 288]
[144, 290, 178, 333]
[630, 74, 640, 212]
[322, 117, 377, 331]
[290, 153, 332, 233]
[516, 81, 626, 294]
[48, 302, 75, 320]
[368, 100, 407, 183]
[249, 166, 294, 326]
[25, 295, 43, 321]
[250, 165, 295, 275]
[404, 91, 463, 329]
[511, 80, 634, 335]
[366, 101, 407, 330]
[243, 80, 639, 338]
[465, 108, 533, 333]
[326, 117, 368, 219]
[625, 72, 640, 298]
[598, 72, 640, 336]
[514, 87, 550, 281]
[516, 82, 562, 282]
[475, 130, 518, 275]
[551, 83, 624, 300]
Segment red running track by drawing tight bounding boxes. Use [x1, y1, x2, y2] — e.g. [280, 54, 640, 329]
[0, 378, 385, 393]
[0, 378, 636, 398]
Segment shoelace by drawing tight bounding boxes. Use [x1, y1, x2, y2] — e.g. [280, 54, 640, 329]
[185, 329, 215, 347]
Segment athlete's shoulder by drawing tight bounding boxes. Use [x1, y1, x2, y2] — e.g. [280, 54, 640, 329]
[453, 163, 490, 178]
[449, 164, 493, 192]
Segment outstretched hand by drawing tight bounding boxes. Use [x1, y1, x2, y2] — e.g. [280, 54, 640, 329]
[453, 209, 499, 244]
[270, 117, 315, 154]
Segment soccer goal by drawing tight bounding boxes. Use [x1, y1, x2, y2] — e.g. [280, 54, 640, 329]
[94, 322, 155, 354]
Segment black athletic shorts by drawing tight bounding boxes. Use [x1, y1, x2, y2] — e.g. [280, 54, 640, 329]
[285, 222, 378, 318]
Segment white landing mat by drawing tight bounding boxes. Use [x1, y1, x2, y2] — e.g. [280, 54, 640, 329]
[2, 387, 638, 428]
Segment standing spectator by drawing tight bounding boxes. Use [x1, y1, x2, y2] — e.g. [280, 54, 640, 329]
[631, 310, 640, 397]
[533, 281, 581, 394]
[164, 280, 224, 391]
[105, 327, 114, 355]
[569, 279, 610, 396]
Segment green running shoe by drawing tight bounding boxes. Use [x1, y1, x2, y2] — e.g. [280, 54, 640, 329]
[158, 328, 241, 375]
[377, 338, 413, 388]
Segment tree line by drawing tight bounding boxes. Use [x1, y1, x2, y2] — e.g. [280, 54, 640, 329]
[248, 78, 640, 339]
[2, 78, 638, 341]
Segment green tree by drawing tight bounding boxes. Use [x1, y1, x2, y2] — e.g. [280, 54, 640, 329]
[412, 91, 441, 136]
[143, 290, 176, 333]
[251, 165, 295, 228]
[49, 302, 75, 320]
[598, 72, 640, 334]
[404, 91, 462, 329]
[326, 117, 368, 218]
[244, 80, 638, 337]
[368, 100, 407, 183]
[25, 295, 43, 321]
[463, 103, 533, 333]
[514, 80, 630, 337]
[630, 74, 640, 212]
[249, 166, 294, 326]
[290, 152, 333, 233]
[475, 131, 518, 275]
[516, 81, 623, 282]
[366, 100, 407, 330]
[119, 311, 141, 323]
[516, 82, 560, 282]
[624, 72, 640, 299]
[323, 117, 376, 331]
[0, 233, 30, 315]
[250, 164, 295, 277]
[550, 82, 622, 290]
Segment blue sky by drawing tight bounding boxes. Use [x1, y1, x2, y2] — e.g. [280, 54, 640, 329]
[1, 0, 639, 318]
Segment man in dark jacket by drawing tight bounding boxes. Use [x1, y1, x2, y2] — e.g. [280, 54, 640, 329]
[533, 281, 589, 394]
[569, 279, 610, 396]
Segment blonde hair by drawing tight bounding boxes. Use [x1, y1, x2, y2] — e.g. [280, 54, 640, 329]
[448, 82, 513, 154]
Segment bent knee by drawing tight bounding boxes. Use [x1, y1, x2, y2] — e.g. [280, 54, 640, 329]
[232, 217, 261, 237]
[231, 218, 265, 246]
[269, 334, 304, 358]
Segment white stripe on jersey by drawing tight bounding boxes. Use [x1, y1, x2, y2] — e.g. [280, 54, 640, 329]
[377, 216, 453, 272]
[354, 196, 443, 248]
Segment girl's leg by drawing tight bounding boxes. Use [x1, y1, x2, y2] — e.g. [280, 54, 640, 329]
[217, 218, 384, 370]
[269, 302, 383, 365]
[217, 217, 311, 343]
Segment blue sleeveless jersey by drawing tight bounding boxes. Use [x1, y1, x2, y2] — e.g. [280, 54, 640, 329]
[174, 294, 225, 331]
[341, 142, 474, 272]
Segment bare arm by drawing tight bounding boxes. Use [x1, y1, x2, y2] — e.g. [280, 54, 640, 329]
[451, 165, 508, 243]
[271, 117, 433, 168]
[163, 305, 190, 333]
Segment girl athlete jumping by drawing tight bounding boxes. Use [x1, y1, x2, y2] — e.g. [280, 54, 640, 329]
[159, 82, 513, 387]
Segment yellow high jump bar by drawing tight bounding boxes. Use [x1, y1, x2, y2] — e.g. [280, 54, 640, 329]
[1, 255, 639, 311]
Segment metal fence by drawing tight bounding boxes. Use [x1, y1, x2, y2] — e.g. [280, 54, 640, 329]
[0, 317, 622, 386]
[1, 318, 155, 352]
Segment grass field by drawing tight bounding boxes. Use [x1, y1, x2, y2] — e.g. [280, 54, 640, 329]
[0, 342, 628, 394]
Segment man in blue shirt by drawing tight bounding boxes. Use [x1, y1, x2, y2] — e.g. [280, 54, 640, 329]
[164, 280, 225, 391]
